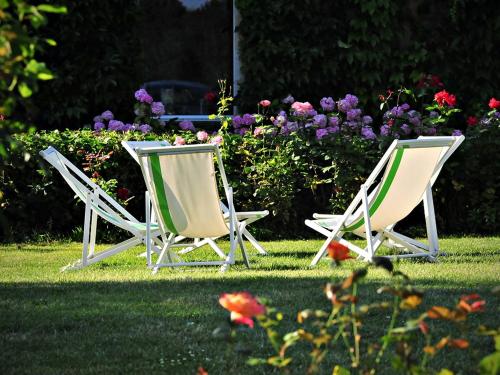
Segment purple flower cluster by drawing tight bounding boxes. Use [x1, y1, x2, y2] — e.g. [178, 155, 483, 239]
[135, 89, 153, 104]
[151, 101, 165, 116]
[179, 120, 196, 132]
[338, 94, 359, 113]
[381, 103, 436, 138]
[232, 113, 256, 134]
[320, 97, 335, 112]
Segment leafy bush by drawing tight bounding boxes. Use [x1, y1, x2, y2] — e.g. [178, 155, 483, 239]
[1, 87, 498, 242]
[235, 0, 500, 115]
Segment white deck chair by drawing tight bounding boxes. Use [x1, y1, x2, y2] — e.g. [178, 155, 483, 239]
[122, 140, 269, 256]
[305, 136, 465, 266]
[40, 146, 163, 270]
[136, 144, 250, 273]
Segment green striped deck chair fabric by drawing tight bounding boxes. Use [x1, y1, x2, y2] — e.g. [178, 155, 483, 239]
[306, 136, 465, 265]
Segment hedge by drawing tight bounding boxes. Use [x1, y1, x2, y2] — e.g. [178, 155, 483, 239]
[18, 0, 500, 130]
[1, 123, 498, 242]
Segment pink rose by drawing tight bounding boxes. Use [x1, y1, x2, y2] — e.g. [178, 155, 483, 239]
[196, 130, 209, 142]
[253, 127, 264, 136]
[259, 99, 271, 107]
[291, 101, 313, 114]
[174, 136, 186, 146]
[211, 135, 223, 146]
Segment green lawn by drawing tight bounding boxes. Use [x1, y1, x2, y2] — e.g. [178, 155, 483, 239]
[0, 237, 499, 374]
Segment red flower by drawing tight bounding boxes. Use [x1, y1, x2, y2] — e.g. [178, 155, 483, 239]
[458, 294, 486, 313]
[489, 97, 500, 109]
[259, 99, 271, 107]
[197, 367, 208, 375]
[434, 90, 456, 107]
[466, 116, 478, 126]
[203, 91, 217, 103]
[117, 187, 130, 200]
[0, 114, 5, 121]
[387, 119, 395, 127]
[430, 75, 444, 88]
[327, 241, 352, 261]
[219, 292, 266, 328]
[419, 320, 429, 335]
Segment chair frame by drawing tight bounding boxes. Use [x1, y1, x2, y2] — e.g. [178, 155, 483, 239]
[40, 146, 163, 270]
[122, 140, 269, 258]
[137, 144, 250, 273]
[306, 136, 465, 266]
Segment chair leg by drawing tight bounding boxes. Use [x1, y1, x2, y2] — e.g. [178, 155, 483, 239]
[81, 193, 92, 267]
[423, 185, 439, 257]
[361, 184, 375, 261]
[242, 228, 267, 254]
[237, 223, 250, 268]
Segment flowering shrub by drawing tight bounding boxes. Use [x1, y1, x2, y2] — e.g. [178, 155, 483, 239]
[2, 85, 499, 241]
[91, 88, 166, 134]
[216, 245, 494, 374]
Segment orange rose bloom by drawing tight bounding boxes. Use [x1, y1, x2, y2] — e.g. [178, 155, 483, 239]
[219, 292, 266, 328]
[327, 241, 352, 261]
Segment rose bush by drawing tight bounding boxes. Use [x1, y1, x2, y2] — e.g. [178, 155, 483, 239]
[1, 87, 498, 241]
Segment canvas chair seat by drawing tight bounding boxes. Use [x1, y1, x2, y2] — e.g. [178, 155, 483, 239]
[136, 144, 259, 273]
[306, 136, 465, 265]
[122, 140, 269, 257]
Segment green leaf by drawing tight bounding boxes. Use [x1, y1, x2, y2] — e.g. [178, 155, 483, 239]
[18, 82, 33, 98]
[437, 369, 454, 375]
[37, 4, 67, 14]
[44, 38, 57, 46]
[37, 72, 54, 80]
[246, 357, 267, 366]
[337, 40, 351, 49]
[333, 365, 351, 375]
[480, 352, 500, 375]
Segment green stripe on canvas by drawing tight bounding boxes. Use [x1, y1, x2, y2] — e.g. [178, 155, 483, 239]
[150, 154, 178, 234]
[343, 148, 405, 232]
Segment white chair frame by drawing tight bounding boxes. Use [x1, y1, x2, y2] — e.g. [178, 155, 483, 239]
[122, 140, 269, 258]
[306, 136, 465, 266]
[137, 144, 251, 273]
[40, 146, 163, 270]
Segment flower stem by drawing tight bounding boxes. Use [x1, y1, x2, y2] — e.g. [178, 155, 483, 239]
[351, 283, 360, 367]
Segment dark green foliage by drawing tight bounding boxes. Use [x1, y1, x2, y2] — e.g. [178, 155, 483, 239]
[33, 0, 143, 129]
[235, 0, 500, 114]
[1, 127, 498, 242]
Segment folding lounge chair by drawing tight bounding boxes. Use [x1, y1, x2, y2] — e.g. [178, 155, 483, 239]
[136, 144, 252, 273]
[122, 140, 269, 257]
[305, 136, 465, 266]
[40, 146, 163, 270]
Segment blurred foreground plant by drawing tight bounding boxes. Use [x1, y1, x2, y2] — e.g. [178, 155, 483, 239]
[216, 242, 493, 374]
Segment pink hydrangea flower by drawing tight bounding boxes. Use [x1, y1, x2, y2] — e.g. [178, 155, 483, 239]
[253, 127, 264, 136]
[211, 135, 223, 146]
[291, 101, 314, 114]
[196, 130, 209, 142]
[174, 136, 186, 146]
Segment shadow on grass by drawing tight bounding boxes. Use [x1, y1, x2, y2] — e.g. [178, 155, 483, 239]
[0, 276, 498, 375]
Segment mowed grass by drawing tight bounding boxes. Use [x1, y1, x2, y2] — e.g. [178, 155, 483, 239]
[0, 237, 499, 374]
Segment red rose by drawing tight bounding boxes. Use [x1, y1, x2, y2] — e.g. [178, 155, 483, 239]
[434, 90, 456, 107]
[430, 75, 444, 88]
[489, 97, 500, 109]
[203, 91, 217, 103]
[466, 116, 478, 126]
[327, 241, 352, 261]
[117, 187, 130, 200]
[219, 292, 266, 328]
